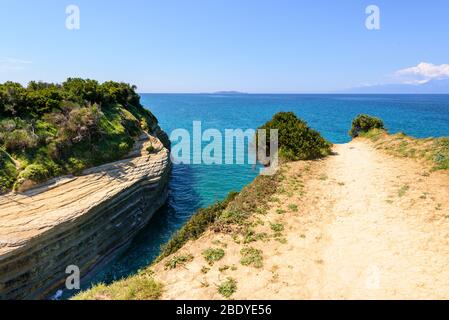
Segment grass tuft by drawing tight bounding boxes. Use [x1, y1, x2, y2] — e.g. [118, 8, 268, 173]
[73, 272, 163, 300]
[217, 278, 237, 298]
[240, 247, 264, 268]
[398, 185, 410, 197]
[164, 254, 194, 270]
[202, 248, 225, 265]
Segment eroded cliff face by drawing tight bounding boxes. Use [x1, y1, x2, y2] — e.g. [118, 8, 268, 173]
[0, 127, 171, 300]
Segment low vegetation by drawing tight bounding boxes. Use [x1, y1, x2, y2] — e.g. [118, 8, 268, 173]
[257, 112, 332, 162]
[202, 248, 225, 265]
[398, 185, 410, 197]
[74, 271, 163, 300]
[155, 192, 238, 262]
[0, 78, 159, 193]
[243, 229, 268, 243]
[0, 149, 17, 193]
[270, 222, 284, 233]
[354, 116, 449, 172]
[146, 144, 156, 154]
[156, 171, 281, 264]
[217, 278, 237, 298]
[164, 254, 194, 270]
[240, 247, 264, 268]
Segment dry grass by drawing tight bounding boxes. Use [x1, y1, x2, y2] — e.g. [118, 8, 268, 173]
[164, 254, 194, 270]
[74, 271, 163, 300]
[361, 129, 449, 171]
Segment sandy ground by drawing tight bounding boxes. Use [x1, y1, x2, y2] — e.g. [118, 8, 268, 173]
[153, 140, 449, 299]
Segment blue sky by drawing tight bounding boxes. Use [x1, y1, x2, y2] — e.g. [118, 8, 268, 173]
[1, 0, 448, 93]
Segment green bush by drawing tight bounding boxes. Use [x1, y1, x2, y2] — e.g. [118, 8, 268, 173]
[258, 112, 332, 161]
[240, 247, 263, 268]
[432, 138, 449, 170]
[202, 248, 225, 265]
[14, 163, 50, 190]
[217, 278, 237, 298]
[66, 157, 87, 175]
[164, 254, 194, 270]
[0, 149, 17, 193]
[119, 141, 131, 154]
[74, 272, 164, 300]
[349, 114, 385, 138]
[146, 144, 156, 154]
[3, 129, 38, 152]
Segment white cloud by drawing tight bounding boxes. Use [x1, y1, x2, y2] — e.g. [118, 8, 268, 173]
[0, 57, 32, 72]
[394, 62, 449, 84]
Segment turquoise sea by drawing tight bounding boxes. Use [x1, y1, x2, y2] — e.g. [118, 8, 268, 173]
[79, 94, 449, 292]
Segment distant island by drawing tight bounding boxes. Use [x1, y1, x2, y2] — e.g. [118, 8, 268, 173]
[212, 91, 248, 95]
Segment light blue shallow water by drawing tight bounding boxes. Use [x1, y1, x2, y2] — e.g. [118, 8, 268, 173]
[81, 94, 449, 289]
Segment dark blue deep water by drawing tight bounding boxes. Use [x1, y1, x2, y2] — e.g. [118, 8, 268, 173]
[80, 94, 449, 291]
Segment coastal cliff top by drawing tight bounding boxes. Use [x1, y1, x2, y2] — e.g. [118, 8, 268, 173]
[0, 132, 170, 258]
[153, 139, 449, 299]
[78, 135, 449, 300]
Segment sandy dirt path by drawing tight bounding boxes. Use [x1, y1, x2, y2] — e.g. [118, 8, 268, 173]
[305, 141, 449, 299]
[154, 140, 449, 300]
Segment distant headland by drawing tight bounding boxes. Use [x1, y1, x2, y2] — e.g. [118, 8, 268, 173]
[211, 91, 248, 95]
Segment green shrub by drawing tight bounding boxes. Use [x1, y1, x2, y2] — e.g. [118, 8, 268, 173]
[349, 114, 385, 138]
[66, 157, 87, 175]
[119, 108, 141, 136]
[146, 144, 156, 154]
[14, 163, 50, 190]
[0, 149, 17, 193]
[270, 222, 284, 233]
[164, 254, 194, 270]
[19, 163, 50, 181]
[240, 247, 263, 268]
[202, 248, 225, 265]
[433, 138, 449, 170]
[118, 141, 131, 155]
[217, 278, 237, 298]
[3, 129, 38, 152]
[258, 112, 332, 162]
[74, 273, 163, 300]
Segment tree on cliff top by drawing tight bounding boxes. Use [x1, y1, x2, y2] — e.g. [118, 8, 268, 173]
[349, 114, 385, 138]
[257, 112, 332, 162]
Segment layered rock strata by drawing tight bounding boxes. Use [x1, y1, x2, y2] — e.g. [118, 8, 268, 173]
[0, 129, 171, 299]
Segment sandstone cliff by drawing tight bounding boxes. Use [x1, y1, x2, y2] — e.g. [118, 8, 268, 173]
[0, 127, 171, 299]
